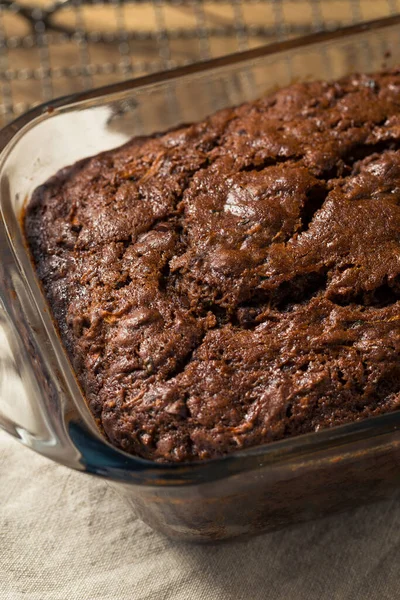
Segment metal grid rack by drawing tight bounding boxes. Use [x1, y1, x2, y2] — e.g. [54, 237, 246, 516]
[0, 0, 399, 127]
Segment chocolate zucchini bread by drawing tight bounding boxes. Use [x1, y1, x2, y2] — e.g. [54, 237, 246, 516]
[25, 70, 400, 462]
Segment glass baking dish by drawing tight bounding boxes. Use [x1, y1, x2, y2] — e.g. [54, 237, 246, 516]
[2, 16, 400, 543]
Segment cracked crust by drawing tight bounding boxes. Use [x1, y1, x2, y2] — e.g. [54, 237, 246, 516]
[24, 70, 400, 462]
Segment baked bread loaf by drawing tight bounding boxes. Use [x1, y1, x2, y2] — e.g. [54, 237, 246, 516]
[25, 70, 400, 462]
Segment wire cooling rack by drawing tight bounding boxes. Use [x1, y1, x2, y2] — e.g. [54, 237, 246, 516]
[0, 0, 399, 127]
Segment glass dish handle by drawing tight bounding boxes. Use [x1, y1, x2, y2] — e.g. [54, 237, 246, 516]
[0, 212, 86, 469]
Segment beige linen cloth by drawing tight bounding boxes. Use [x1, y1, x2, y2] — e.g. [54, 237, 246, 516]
[1, 430, 400, 600]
